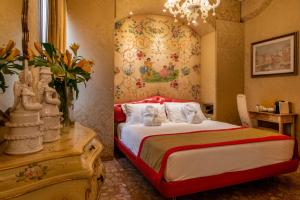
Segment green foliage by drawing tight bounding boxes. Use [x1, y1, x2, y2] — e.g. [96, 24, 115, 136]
[0, 41, 23, 93]
[29, 42, 94, 125]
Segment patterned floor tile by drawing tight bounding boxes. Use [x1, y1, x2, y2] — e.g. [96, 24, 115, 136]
[99, 158, 300, 200]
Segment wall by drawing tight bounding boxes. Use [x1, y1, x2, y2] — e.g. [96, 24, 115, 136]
[200, 32, 216, 108]
[67, 0, 115, 158]
[213, 1, 244, 125]
[244, 0, 300, 135]
[215, 19, 244, 124]
[0, 0, 22, 112]
[114, 15, 201, 102]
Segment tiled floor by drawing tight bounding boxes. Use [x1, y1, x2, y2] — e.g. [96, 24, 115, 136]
[99, 158, 300, 200]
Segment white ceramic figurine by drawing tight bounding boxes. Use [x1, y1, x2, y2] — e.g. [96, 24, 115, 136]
[5, 63, 44, 155]
[37, 67, 62, 143]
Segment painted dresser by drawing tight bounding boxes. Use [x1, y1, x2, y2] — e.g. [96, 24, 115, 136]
[0, 123, 104, 200]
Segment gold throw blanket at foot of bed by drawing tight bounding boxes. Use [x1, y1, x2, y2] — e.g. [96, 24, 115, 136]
[138, 128, 292, 173]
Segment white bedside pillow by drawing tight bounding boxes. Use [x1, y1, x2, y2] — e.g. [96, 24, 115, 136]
[164, 102, 206, 123]
[182, 104, 205, 124]
[143, 105, 162, 126]
[164, 102, 187, 123]
[121, 103, 167, 124]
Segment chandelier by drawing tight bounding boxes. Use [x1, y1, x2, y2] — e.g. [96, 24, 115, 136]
[163, 0, 221, 25]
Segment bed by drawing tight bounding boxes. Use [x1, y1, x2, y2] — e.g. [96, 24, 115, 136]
[114, 96, 299, 198]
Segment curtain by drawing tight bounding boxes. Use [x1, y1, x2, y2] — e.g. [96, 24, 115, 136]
[48, 0, 67, 52]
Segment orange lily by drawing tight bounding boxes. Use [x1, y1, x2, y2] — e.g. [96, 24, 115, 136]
[0, 47, 6, 57]
[5, 48, 20, 61]
[63, 50, 73, 69]
[76, 59, 93, 73]
[5, 40, 16, 52]
[88, 60, 95, 66]
[81, 65, 92, 73]
[77, 59, 87, 68]
[70, 43, 80, 55]
[27, 48, 36, 61]
[34, 42, 44, 55]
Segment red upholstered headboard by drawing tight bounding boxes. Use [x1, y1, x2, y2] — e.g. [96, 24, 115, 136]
[114, 96, 188, 123]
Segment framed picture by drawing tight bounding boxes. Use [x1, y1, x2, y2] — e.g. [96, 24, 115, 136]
[251, 32, 298, 77]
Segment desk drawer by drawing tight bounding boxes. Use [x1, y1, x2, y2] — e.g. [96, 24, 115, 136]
[255, 114, 278, 123]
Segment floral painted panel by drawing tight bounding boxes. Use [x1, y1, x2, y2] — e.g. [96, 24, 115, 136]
[16, 163, 48, 182]
[114, 15, 201, 102]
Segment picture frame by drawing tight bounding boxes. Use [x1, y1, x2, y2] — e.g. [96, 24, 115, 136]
[251, 32, 298, 77]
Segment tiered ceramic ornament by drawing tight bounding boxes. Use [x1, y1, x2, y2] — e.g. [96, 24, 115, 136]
[4, 63, 43, 155]
[38, 67, 62, 142]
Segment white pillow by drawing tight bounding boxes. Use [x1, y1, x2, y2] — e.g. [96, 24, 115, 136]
[182, 104, 204, 124]
[121, 103, 168, 124]
[143, 105, 162, 126]
[164, 102, 206, 123]
[164, 102, 187, 123]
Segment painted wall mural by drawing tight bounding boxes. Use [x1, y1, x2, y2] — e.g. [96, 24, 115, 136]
[114, 15, 201, 103]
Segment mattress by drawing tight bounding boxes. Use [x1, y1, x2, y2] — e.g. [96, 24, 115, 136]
[118, 120, 295, 182]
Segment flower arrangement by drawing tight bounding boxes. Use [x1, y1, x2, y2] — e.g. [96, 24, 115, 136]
[29, 42, 94, 126]
[0, 40, 23, 93]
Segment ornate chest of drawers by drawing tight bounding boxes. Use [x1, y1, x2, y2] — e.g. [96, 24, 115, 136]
[0, 123, 103, 200]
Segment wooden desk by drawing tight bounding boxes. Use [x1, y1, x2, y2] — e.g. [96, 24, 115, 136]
[249, 111, 297, 137]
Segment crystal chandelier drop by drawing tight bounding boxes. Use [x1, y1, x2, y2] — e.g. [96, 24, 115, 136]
[163, 0, 221, 25]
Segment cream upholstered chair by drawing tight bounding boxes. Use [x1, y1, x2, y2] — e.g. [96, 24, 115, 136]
[237, 94, 253, 127]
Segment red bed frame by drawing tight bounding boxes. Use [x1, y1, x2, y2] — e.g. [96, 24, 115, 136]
[114, 96, 299, 198]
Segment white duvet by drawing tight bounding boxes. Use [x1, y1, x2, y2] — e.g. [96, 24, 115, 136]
[118, 120, 294, 182]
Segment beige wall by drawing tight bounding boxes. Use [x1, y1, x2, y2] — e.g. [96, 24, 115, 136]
[200, 32, 216, 108]
[67, 0, 115, 158]
[0, 0, 22, 112]
[216, 20, 244, 124]
[244, 0, 300, 134]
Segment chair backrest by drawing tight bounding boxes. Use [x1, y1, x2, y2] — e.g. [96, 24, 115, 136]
[237, 94, 252, 127]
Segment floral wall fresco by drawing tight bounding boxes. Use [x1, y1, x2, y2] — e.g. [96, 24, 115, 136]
[114, 15, 201, 103]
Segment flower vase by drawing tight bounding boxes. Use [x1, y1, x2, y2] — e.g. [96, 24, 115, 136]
[62, 87, 75, 127]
